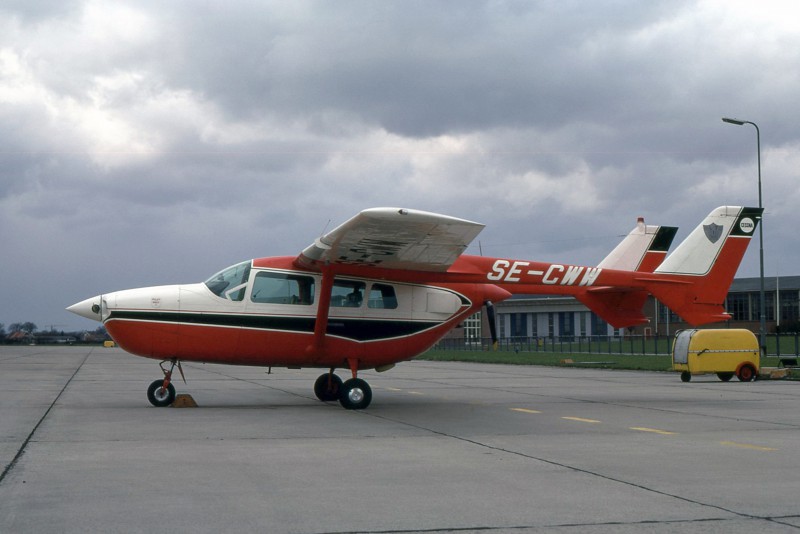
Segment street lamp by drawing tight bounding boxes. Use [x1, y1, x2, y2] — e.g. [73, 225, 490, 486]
[722, 117, 765, 353]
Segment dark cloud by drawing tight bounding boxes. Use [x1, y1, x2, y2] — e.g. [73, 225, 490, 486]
[1, 0, 799, 329]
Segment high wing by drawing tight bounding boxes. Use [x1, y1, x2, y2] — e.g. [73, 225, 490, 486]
[297, 207, 485, 272]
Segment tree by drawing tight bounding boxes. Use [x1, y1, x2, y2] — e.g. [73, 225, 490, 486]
[9, 322, 37, 333]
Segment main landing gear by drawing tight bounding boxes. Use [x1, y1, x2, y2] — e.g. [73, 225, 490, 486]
[147, 359, 183, 407]
[145, 360, 373, 410]
[313, 369, 373, 410]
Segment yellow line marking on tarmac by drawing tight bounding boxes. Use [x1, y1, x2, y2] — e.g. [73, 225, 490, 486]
[408, 391, 424, 396]
[511, 408, 542, 414]
[386, 387, 403, 392]
[562, 416, 601, 424]
[720, 441, 777, 452]
[630, 427, 676, 435]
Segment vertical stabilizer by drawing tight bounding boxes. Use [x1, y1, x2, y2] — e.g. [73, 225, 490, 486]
[598, 217, 678, 272]
[655, 206, 760, 277]
[648, 206, 762, 325]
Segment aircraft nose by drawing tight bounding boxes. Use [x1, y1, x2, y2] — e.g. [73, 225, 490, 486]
[67, 295, 103, 322]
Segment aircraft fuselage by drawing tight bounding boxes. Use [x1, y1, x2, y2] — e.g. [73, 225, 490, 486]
[70, 256, 509, 370]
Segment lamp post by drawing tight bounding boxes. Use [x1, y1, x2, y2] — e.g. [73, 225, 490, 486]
[722, 117, 765, 353]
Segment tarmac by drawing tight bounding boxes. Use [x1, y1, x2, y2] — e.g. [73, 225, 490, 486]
[1, 345, 799, 533]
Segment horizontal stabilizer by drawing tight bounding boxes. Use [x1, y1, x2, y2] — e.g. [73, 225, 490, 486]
[577, 289, 650, 328]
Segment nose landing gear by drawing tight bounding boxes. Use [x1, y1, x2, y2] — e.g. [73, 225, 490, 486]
[146, 359, 183, 407]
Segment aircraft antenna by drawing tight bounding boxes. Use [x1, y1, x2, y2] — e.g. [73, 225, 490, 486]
[319, 219, 331, 238]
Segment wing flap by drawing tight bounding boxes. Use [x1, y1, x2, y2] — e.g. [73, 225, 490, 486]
[298, 208, 484, 272]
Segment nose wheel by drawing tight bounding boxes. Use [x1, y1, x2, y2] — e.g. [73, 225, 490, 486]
[147, 359, 183, 407]
[147, 379, 176, 407]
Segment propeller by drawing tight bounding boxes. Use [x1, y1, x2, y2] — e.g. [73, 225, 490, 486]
[484, 300, 498, 350]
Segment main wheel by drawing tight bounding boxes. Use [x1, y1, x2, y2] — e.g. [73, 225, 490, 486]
[717, 372, 734, 382]
[314, 373, 343, 402]
[147, 379, 176, 407]
[339, 378, 372, 410]
[737, 365, 756, 382]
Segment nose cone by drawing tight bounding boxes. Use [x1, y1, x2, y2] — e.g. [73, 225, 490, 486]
[67, 295, 103, 322]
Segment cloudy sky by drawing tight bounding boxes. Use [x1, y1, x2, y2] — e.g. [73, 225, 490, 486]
[2, 0, 799, 332]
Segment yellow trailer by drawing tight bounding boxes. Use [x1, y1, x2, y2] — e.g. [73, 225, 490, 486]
[672, 329, 759, 382]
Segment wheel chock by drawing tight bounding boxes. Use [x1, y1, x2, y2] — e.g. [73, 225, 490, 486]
[171, 394, 198, 408]
[760, 368, 789, 380]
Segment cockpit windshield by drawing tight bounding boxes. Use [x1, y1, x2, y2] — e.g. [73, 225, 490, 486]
[204, 261, 251, 301]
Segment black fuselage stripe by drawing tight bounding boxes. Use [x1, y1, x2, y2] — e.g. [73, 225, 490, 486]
[106, 311, 445, 342]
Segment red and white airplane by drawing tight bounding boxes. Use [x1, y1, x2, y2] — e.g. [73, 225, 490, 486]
[68, 205, 760, 409]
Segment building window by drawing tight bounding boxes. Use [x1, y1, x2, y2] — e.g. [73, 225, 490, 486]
[510, 313, 528, 338]
[657, 301, 681, 324]
[558, 312, 574, 337]
[726, 293, 750, 321]
[590, 313, 608, 337]
[748, 292, 775, 322]
[763, 292, 775, 321]
[464, 312, 482, 342]
[780, 291, 799, 323]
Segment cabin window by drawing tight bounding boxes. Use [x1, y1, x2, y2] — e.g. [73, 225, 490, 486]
[331, 280, 366, 307]
[204, 261, 251, 301]
[368, 283, 398, 309]
[251, 272, 315, 305]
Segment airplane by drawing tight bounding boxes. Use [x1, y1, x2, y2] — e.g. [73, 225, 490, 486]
[67, 205, 760, 410]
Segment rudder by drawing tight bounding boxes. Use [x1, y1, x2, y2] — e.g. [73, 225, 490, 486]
[648, 206, 762, 325]
[598, 217, 678, 272]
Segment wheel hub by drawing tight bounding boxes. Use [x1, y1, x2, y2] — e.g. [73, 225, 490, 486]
[348, 388, 364, 403]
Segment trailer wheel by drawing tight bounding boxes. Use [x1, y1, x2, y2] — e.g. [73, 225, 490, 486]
[680, 371, 691, 382]
[717, 372, 734, 382]
[737, 365, 756, 382]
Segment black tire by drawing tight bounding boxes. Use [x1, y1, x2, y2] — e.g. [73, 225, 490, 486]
[737, 365, 756, 382]
[147, 379, 176, 407]
[339, 378, 372, 410]
[314, 373, 343, 402]
[680, 371, 691, 383]
[717, 372, 734, 382]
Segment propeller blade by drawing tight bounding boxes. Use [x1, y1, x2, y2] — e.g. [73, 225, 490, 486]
[485, 300, 498, 351]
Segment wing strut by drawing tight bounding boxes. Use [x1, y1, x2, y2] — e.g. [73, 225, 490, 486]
[310, 265, 334, 355]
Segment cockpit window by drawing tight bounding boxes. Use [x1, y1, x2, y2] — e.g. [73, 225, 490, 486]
[331, 279, 366, 308]
[368, 283, 398, 309]
[204, 261, 251, 301]
[251, 271, 315, 305]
